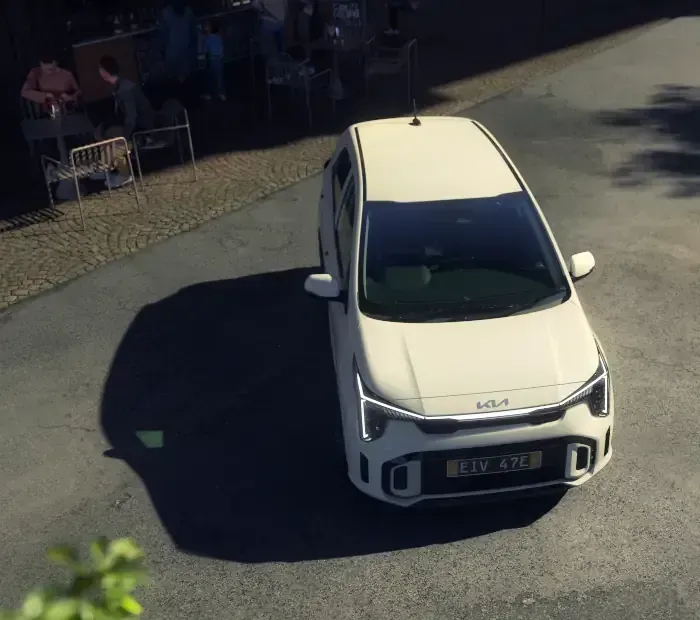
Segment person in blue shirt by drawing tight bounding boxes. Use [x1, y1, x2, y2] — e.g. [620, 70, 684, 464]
[201, 20, 226, 101]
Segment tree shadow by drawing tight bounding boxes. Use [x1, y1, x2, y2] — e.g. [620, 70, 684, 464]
[597, 84, 700, 197]
[100, 267, 564, 563]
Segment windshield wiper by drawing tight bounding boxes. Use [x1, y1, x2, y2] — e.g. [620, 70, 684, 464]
[397, 303, 508, 323]
[420, 289, 567, 322]
[373, 289, 567, 323]
[501, 288, 567, 316]
[392, 303, 476, 322]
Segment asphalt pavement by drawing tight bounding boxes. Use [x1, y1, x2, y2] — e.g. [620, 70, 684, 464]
[2, 15, 700, 620]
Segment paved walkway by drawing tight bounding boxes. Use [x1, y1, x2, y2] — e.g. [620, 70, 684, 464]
[0, 18, 662, 310]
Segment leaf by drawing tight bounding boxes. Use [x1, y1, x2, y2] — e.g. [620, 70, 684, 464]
[78, 601, 96, 620]
[68, 576, 96, 598]
[101, 568, 147, 594]
[119, 596, 142, 617]
[44, 600, 80, 620]
[47, 546, 80, 568]
[107, 540, 143, 562]
[89, 538, 109, 569]
[21, 592, 45, 620]
[101, 540, 143, 573]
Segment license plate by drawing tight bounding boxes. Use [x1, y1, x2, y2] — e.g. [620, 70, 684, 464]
[446, 451, 543, 478]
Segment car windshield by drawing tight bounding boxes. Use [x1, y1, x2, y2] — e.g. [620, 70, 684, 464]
[358, 192, 571, 322]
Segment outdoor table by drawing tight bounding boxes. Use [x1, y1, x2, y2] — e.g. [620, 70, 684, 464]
[21, 111, 95, 200]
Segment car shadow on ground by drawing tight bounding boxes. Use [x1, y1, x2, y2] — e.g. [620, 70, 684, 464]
[100, 266, 565, 563]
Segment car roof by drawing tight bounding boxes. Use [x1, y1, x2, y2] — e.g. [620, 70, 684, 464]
[352, 116, 522, 203]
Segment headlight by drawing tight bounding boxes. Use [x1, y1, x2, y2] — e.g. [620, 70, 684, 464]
[356, 373, 421, 442]
[561, 347, 610, 417]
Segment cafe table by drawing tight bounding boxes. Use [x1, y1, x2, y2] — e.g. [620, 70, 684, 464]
[21, 109, 96, 201]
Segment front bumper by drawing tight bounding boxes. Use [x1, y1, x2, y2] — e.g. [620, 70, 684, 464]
[345, 401, 614, 507]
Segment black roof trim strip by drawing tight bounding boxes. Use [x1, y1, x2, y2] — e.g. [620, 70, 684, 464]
[354, 127, 368, 202]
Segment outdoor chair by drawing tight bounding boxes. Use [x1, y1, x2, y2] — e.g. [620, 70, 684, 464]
[20, 96, 42, 121]
[41, 137, 140, 231]
[363, 36, 418, 105]
[265, 55, 333, 127]
[131, 99, 197, 190]
[20, 97, 44, 160]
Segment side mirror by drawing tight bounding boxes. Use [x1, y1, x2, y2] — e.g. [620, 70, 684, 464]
[569, 251, 596, 281]
[304, 273, 341, 300]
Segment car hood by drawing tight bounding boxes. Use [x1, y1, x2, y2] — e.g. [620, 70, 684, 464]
[356, 299, 599, 416]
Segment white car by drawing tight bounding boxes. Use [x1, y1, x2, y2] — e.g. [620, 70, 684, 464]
[305, 115, 613, 507]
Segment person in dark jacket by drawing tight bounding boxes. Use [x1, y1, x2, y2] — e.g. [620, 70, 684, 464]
[94, 55, 157, 187]
[98, 55, 156, 141]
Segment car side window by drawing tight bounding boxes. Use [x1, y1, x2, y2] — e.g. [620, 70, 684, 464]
[332, 148, 352, 216]
[335, 176, 356, 282]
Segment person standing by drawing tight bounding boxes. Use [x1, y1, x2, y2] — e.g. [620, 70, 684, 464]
[200, 20, 226, 101]
[158, 0, 198, 89]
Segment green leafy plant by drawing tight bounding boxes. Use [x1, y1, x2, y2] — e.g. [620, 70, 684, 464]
[1, 537, 147, 620]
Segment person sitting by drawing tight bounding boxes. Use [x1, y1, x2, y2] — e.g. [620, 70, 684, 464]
[21, 50, 82, 113]
[95, 55, 158, 188]
[98, 55, 156, 145]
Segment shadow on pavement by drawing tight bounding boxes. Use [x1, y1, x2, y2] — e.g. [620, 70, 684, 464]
[100, 266, 564, 563]
[597, 84, 700, 197]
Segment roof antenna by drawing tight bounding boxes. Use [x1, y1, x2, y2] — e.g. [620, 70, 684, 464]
[410, 99, 421, 126]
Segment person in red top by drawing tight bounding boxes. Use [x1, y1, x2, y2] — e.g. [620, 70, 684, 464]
[21, 50, 82, 111]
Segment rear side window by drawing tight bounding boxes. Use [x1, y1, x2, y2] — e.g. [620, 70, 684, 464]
[336, 177, 356, 279]
[332, 149, 352, 213]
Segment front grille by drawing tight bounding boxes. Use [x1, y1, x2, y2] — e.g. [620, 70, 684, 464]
[415, 408, 564, 434]
[381, 437, 597, 497]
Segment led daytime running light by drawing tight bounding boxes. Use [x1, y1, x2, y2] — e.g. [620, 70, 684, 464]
[354, 344, 610, 441]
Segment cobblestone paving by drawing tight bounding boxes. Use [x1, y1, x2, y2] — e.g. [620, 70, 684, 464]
[0, 22, 659, 310]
